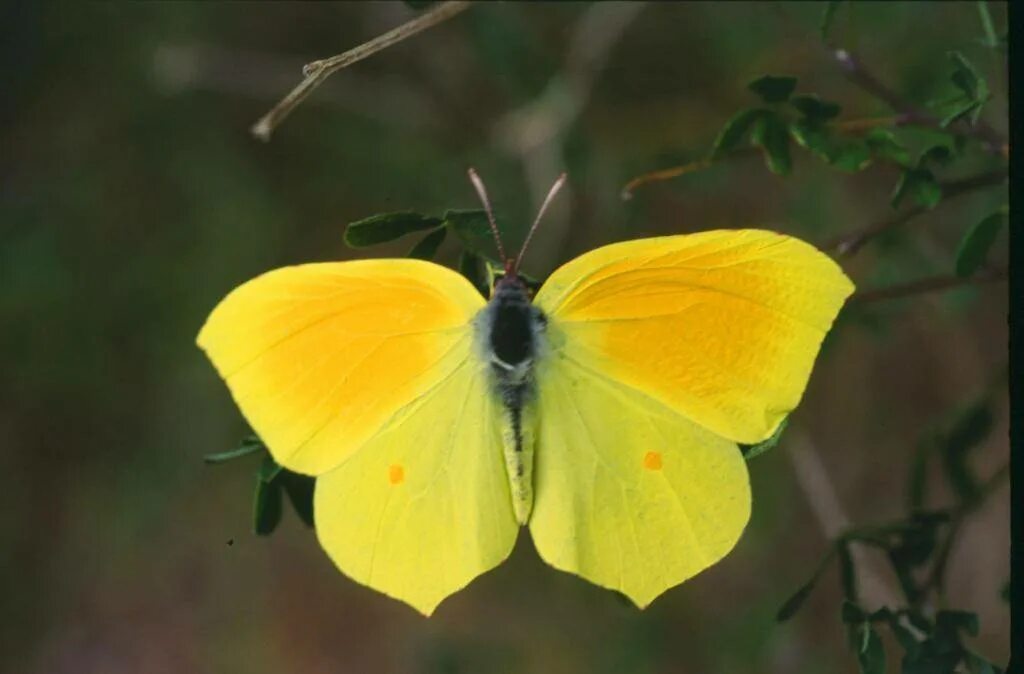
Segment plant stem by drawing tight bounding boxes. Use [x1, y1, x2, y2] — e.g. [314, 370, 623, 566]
[831, 48, 1007, 157]
[827, 168, 1008, 257]
[851, 269, 1007, 304]
[977, 1, 999, 48]
[250, 1, 473, 141]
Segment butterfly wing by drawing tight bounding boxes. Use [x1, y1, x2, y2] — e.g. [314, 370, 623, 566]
[197, 259, 485, 475]
[530, 353, 750, 607]
[534, 229, 855, 445]
[198, 260, 519, 614]
[315, 357, 517, 615]
[529, 229, 853, 606]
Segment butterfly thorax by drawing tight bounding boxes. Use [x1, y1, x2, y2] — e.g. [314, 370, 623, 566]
[485, 277, 545, 388]
[476, 275, 546, 525]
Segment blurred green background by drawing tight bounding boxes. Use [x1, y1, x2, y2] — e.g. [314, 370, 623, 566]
[1, 2, 1009, 672]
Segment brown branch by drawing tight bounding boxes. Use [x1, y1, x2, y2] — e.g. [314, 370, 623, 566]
[922, 462, 1008, 605]
[831, 48, 1008, 158]
[620, 115, 913, 200]
[851, 269, 1007, 304]
[250, 1, 473, 141]
[827, 168, 1008, 257]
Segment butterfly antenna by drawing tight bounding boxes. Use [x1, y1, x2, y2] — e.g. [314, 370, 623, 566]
[467, 167, 508, 270]
[514, 172, 567, 274]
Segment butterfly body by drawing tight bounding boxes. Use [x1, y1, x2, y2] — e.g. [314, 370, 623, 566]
[198, 226, 854, 615]
[475, 275, 546, 524]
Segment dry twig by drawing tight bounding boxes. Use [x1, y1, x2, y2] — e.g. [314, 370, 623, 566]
[250, 1, 472, 141]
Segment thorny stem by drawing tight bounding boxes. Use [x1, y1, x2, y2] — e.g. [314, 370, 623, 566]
[250, 1, 473, 141]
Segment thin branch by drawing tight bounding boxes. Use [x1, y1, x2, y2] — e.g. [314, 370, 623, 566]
[250, 1, 473, 141]
[827, 168, 1008, 257]
[619, 116, 909, 200]
[851, 269, 1007, 304]
[787, 428, 904, 610]
[831, 48, 1008, 158]
[923, 462, 1008, 600]
[977, 2, 1000, 47]
[620, 157, 715, 201]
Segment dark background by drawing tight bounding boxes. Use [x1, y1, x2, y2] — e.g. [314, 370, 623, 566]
[1, 2, 1008, 672]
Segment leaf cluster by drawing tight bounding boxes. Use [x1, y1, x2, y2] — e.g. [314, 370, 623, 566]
[205, 435, 314, 535]
[776, 393, 1006, 673]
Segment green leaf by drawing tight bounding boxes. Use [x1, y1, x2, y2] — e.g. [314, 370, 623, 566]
[965, 652, 998, 674]
[776, 580, 816, 622]
[442, 209, 493, 253]
[407, 226, 447, 260]
[955, 211, 1005, 277]
[884, 614, 922, 659]
[856, 625, 886, 674]
[790, 121, 871, 172]
[751, 112, 792, 175]
[895, 514, 942, 568]
[791, 94, 841, 122]
[748, 75, 798, 103]
[458, 249, 492, 297]
[821, 1, 843, 40]
[253, 473, 283, 536]
[941, 99, 984, 128]
[948, 52, 988, 102]
[740, 417, 788, 459]
[864, 128, 911, 166]
[919, 145, 954, 168]
[281, 472, 315, 527]
[258, 454, 283, 484]
[890, 168, 941, 209]
[344, 211, 442, 247]
[908, 440, 933, 510]
[203, 434, 265, 463]
[904, 610, 933, 635]
[941, 402, 994, 502]
[841, 600, 867, 624]
[936, 610, 979, 637]
[838, 542, 857, 600]
[935, 52, 990, 128]
[710, 108, 769, 160]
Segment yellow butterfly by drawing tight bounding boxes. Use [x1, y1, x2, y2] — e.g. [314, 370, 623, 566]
[197, 170, 854, 615]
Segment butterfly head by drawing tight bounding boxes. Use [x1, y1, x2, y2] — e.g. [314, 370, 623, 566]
[467, 168, 567, 285]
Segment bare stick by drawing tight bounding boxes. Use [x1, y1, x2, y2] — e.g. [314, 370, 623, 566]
[787, 428, 902, 610]
[851, 269, 1007, 304]
[250, 1, 472, 141]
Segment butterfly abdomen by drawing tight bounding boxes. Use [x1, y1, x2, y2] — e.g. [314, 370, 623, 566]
[476, 278, 546, 525]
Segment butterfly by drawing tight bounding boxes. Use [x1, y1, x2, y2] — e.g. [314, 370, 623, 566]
[197, 169, 854, 615]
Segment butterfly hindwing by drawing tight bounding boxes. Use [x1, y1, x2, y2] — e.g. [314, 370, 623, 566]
[315, 358, 518, 616]
[529, 353, 750, 607]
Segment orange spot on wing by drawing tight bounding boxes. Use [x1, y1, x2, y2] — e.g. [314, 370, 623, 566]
[643, 451, 663, 471]
[388, 464, 405, 485]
